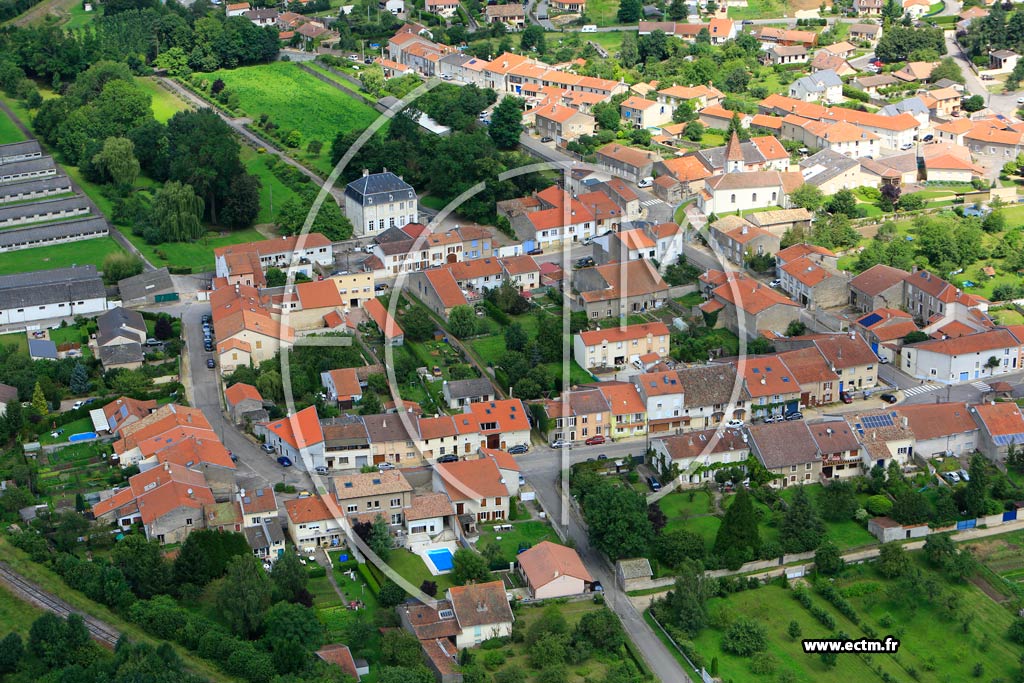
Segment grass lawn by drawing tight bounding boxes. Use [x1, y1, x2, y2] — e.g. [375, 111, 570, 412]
[0, 584, 46, 637]
[0, 236, 124, 275]
[674, 292, 704, 306]
[658, 490, 713, 519]
[49, 323, 88, 346]
[0, 332, 28, 356]
[64, 1, 99, 29]
[582, 0, 620, 25]
[0, 109, 25, 144]
[477, 519, 560, 564]
[387, 547, 456, 594]
[666, 514, 720, 550]
[195, 62, 379, 175]
[123, 227, 266, 273]
[241, 145, 300, 226]
[136, 77, 190, 123]
[727, 0, 786, 19]
[993, 308, 1024, 325]
[700, 132, 725, 148]
[420, 195, 448, 211]
[40, 417, 95, 445]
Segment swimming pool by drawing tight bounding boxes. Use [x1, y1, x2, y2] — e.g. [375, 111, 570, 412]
[425, 548, 454, 573]
[69, 432, 97, 443]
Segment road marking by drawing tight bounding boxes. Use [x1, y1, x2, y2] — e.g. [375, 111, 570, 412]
[970, 381, 992, 391]
[902, 383, 940, 397]
[640, 199, 661, 207]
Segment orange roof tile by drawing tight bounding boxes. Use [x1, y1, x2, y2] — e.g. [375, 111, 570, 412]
[262, 405, 324, 449]
[578, 322, 670, 346]
[737, 355, 799, 398]
[518, 541, 592, 586]
[225, 382, 262, 406]
[973, 401, 1024, 438]
[481, 448, 520, 471]
[781, 256, 834, 287]
[469, 399, 530, 434]
[436, 457, 509, 500]
[325, 368, 362, 400]
[424, 268, 469, 309]
[363, 298, 403, 340]
[598, 382, 646, 416]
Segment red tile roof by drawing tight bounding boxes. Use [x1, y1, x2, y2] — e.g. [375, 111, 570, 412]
[363, 298, 404, 340]
[973, 402, 1024, 438]
[578, 322, 670, 346]
[262, 405, 324, 449]
[518, 541, 592, 587]
[225, 382, 263, 406]
[285, 494, 333, 524]
[436, 457, 509, 500]
[424, 269, 469, 309]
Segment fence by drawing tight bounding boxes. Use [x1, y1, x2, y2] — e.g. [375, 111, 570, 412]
[647, 611, 714, 683]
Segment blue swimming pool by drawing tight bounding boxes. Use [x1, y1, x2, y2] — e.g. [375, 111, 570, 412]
[69, 432, 97, 443]
[425, 548, 454, 573]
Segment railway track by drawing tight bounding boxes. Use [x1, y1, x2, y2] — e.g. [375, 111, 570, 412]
[0, 562, 121, 648]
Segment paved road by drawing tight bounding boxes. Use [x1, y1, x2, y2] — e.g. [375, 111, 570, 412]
[518, 441, 693, 683]
[177, 301, 314, 493]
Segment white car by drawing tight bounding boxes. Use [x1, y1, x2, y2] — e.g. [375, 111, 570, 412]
[945, 471, 961, 484]
[726, 419, 744, 429]
[72, 400, 85, 410]
[1018, 97, 1024, 105]
[550, 439, 572, 449]
[637, 177, 654, 188]
[769, 279, 782, 288]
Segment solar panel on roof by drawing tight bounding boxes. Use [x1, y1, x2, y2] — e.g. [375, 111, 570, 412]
[752, 368, 760, 373]
[859, 414, 894, 429]
[859, 313, 882, 327]
[993, 434, 1024, 446]
[782, 377, 790, 382]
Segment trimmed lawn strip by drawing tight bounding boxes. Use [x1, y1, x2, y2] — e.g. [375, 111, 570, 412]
[0, 109, 26, 144]
[387, 547, 456, 594]
[0, 236, 124, 275]
[40, 416, 94, 445]
[477, 519, 560, 564]
[240, 145, 300, 225]
[0, 583, 47, 637]
[122, 227, 266, 273]
[0, 332, 28, 355]
[135, 77, 191, 123]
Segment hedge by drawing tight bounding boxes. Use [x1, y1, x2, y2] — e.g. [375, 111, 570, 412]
[357, 562, 381, 595]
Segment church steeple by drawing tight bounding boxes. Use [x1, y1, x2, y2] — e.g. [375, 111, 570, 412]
[725, 130, 743, 173]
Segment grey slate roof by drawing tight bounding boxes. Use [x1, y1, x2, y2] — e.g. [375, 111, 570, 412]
[0, 155, 56, 180]
[244, 521, 285, 551]
[98, 342, 144, 367]
[361, 413, 418, 443]
[0, 265, 106, 311]
[344, 171, 415, 207]
[879, 97, 929, 117]
[0, 216, 108, 250]
[791, 69, 842, 93]
[0, 175, 73, 202]
[748, 420, 819, 468]
[697, 141, 765, 171]
[117, 267, 174, 300]
[28, 339, 57, 359]
[0, 195, 90, 223]
[0, 140, 42, 164]
[443, 377, 495, 400]
[799, 149, 860, 187]
[97, 307, 146, 347]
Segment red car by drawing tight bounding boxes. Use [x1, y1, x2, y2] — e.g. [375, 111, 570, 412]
[584, 435, 606, 445]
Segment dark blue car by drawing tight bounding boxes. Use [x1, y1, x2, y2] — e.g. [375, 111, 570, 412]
[277, 456, 293, 467]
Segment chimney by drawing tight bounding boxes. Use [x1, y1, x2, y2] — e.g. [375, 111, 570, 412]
[901, 416, 908, 428]
[362, 169, 369, 177]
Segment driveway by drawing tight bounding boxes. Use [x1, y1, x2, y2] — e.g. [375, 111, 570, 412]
[518, 442, 693, 683]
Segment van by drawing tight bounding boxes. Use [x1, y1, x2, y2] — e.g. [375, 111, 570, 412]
[581, 24, 597, 32]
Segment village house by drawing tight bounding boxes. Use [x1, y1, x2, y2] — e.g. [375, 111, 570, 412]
[433, 457, 509, 522]
[776, 345, 840, 407]
[345, 170, 418, 238]
[808, 419, 864, 482]
[573, 322, 671, 370]
[845, 409, 915, 471]
[747, 421, 821, 487]
[598, 381, 648, 440]
[93, 465, 215, 544]
[896, 402, 979, 457]
[333, 469, 414, 528]
[677, 363, 747, 428]
[533, 104, 596, 144]
[225, 383, 264, 424]
[971, 402, 1024, 462]
[442, 378, 496, 409]
[517, 542, 592, 599]
[633, 370, 686, 433]
[594, 144, 662, 185]
[696, 170, 802, 216]
[620, 96, 673, 129]
[700, 271, 802, 339]
[902, 330, 1021, 383]
[574, 260, 669, 319]
[778, 255, 848, 309]
[544, 388, 612, 444]
[484, 3, 525, 29]
[256, 405, 326, 469]
[468, 399, 531, 451]
[708, 217, 779, 266]
[650, 428, 749, 483]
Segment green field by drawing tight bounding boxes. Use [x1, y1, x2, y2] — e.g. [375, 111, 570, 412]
[0, 331, 28, 356]
[135, 77, 190, 123]
[0, 584, 46, 637]
[240, 146, 300, 225]
[195, 63, 379, 174]
[123, 227, 267, 274]
[0, 109, 25, 144]
[581, 0, 620, 25]
[64, 1, 99, 29]
[0, 237, 125, 276]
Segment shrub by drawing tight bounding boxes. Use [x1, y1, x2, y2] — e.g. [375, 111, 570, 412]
[722, 617, 768, 656]
[865, 495, 893, 516]
[481, 650, 506, 670]
[750, 652, 777, 675]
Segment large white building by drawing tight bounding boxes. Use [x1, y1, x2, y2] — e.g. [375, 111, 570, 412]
[0, 266, 107, 325]
[344, 170, 418, 238]
[901, 330, 1021, 383]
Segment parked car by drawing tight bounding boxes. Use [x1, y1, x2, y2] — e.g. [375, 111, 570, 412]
[229, 453, 238, 462]
[726, 418, 744, 429]
[378, 462, 396, 471]
[145, 338, 160, 346]
[204, 341, 213, 352]
[527, 247, 543, 256]
[550, 439, 572, 449]
[575, 256, 595, 269]
[877, 355, 889, 364]
[206, 358, 215, 369]
[201, 314, 210, 324]
[784, 411, 804, 421]
[762, 415, 781, 424]
[508, 444, 529, 455]
[945, 471, 961, 483]
[879, 393, 898, 404]
[277, 456, 293, 467]
[959, 468, 970, 482]
[840, 392, 853, 404]
[769, 279, 782, 288]
[314, 466, 329, 475]
[540, 136, 554, 143]
[260, 443, 276, 454]
[298, 490, 311, 498]
[637, 176, 654, 188]
[437, 454, 459, 463]
[647, 476, 661, 492]
[597, 454, 608, 460]
[72, 400, 85, 410]
[584, 434, 606, 445]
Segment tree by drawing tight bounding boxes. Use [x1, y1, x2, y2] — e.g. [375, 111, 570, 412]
[0, 632, 22, 674]
[220, 173, 261, 230]
[155, 46, 191, 77]
[592, 101, 620, 131]
[780, 486, 825, 553]
[111, 534, 171, 600]
[929, 57, 965, 84]
[818, 479, 858, 522]
[270, 550, 310, 604]
[400, 306, 435, 342]
[653, 529, 706, 568]
[358, 390, 382, 415]
[218, 555, 273, 638]
[420, 580, 438, 597]
[521, 25, 546, 53]
[672, 100, 696, 124]
[787, 621, 801, 641]
[617, 0, 641, 22]
[526, 605, 569, 646]
[880, 183, 901, 212]
[31, 381, 47, 416]
[652, 560, 715, 637]
[93, 136, 139, 188]
[648, 502, 667, 533]
[790, 184, 825, 212]
[69, 363, 91, 394]
[684, 120, 705, 142]
[448, 305, 478, 338]
[379, 581, 408, 608]
[575, 609, 624, 652]
[452, 548, 491, 585]
[148, 181, 205, 243]
[153, 315, 174, 341]
[667, 0, 686, 20]
[963, 94, 985, 112]
[722, 617, 768, 656]
[826, 188, 858, 218]
[877, 542, 912, 578]
[380, 629, 424, 667]
[982, 210, 1006, 234]
[814, 540, 844, 576]
[362, 65, 385, 96]
[173, 529, 250, 589]
[504, 322, 528, 353]
[489, 96, 523, 150]
[785, 320, 807, 337]
[166, 109, 247, 225]
[945, 549, 976, 583]
[263, 602, 323, 674]
[890, 491, 931, 525]
[582, 481, 653, 560]
[1007, 616, 1024, 645]
[353, 515, 392, 561]
[963, 453, 990, 517]
[714, 486, 760, 568]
